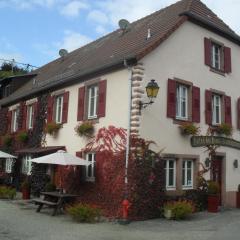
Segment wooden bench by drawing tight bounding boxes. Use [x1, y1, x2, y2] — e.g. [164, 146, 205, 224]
[32, 198, 59, 216]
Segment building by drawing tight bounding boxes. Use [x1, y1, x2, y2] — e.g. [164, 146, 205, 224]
[0, 0, 240, 211]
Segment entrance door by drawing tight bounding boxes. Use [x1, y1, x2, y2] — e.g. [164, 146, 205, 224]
[211, 156, 222, 204]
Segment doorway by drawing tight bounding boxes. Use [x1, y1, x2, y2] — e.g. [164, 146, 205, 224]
[211, 155, 223, 205]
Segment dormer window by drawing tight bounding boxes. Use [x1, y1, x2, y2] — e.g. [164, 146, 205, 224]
[4, 84, 11, 97]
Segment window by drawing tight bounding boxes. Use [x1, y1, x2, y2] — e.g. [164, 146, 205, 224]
[182, 160, 193, 189]
[87, 85, 98, 119]
[4, 84, 11, 97]
[86, 153, 96, 181]
[212, 94, 222, 125]
[55, 95, 63, 124]
[27, 104, 34, 129]
[22, 155, 32, 175]
[164, 159, 176, 190]
[5, 158, 13, 173]
[11, 107, 20, 132]
[176, 84, 188, 120]
[211, 43, 222, 70]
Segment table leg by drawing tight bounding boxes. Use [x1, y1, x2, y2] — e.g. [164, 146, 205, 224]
[36, 203, 43, 213]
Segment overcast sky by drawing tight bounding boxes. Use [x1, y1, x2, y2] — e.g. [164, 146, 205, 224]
[0, 0, 239, 68]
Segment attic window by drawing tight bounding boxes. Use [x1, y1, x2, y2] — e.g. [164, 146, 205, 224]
[4, 84, 11, 97]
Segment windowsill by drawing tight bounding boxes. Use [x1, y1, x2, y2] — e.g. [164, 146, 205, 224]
[182, 186, 193, 190]
[173, 118, 191, 125]
[166, 187, 176, 191]
[210, 67, 226, 76]
[86, 177, 95, 182]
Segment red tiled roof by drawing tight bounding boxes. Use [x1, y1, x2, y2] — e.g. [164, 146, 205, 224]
[0, 0, 239, 106]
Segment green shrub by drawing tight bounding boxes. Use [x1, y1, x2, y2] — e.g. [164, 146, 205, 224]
[16, 130, 28, 143]
[45, 182, 56, 192]
[21, 180, 31, 190]
[179, 123, 200, 136]
[207, 181, 220, 195]
[214, 123, 233, 136]
[164, 200, 193, 220]
[0, 186, 16, 199]
[45, 122, 62, 136]
[67, 203, 101, 223]
[2, 135, 13, 147]
[75, 121, 94, 137]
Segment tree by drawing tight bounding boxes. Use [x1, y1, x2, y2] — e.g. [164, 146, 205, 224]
[0, 62, 29, 79]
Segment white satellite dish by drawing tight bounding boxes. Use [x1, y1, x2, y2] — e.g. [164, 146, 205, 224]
[59, 49, 68, 58]
[118, 19, 130, 31]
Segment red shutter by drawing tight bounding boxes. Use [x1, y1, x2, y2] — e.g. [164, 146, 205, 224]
[33, 101, 39, 129]
[204, 38, 211, 66]
[237, 98, 240, 129]
[7, 111, 12, 133]
[62, 91, 69, 124]
[224, 95, 232, 126]
[167, 79, 176, 118]
[224, 47, 232, 73]
[205, 90, 212, 125]
[76, 151, 83, 158]
[192, 86, 200, 123]
[97, 80, 107, 118]
[22, 102, 27, 130]
[47, 95, 54, 123]
[77, 87, 85, 121]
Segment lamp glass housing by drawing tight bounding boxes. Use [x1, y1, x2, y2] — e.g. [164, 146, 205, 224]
[145, 79, 159, 100]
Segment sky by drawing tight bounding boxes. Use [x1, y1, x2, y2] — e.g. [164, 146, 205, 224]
[0, 0, 239, 68]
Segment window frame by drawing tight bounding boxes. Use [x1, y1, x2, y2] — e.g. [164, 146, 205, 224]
[164, 159, 176, 190]
[5, 158, 13, 173]
[22, 155, 32, 175]
[212, 94, 222, 125]
[210, 41, 224, 71]
[87, 85, 99, 119]
[54, 95, 64, 124]
[176, 84, 188, 120]
[11, 107, 19, 133]
[182, 160, 194, 190]
[27, 104, 34, 130]
[85, 152, 96, 182]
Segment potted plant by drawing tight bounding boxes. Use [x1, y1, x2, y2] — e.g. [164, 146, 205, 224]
[179, 123, 200, 136]
[21, 180, 31, 200]
[236, 184, 240, 208]
[45, 122, 62, 137]
[207, 181, 220, 213]
[2, 134, 13, 147]
[75, 121, 95, 137]
[211, 123, 233, 137]
[16, 130, 28, 143]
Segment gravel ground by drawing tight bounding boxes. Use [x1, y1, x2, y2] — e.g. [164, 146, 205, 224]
[1, 200, 240, 240]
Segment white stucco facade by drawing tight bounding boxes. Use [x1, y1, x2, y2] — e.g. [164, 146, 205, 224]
[45, 69, 130, 155]
[140, 21, 240, 205]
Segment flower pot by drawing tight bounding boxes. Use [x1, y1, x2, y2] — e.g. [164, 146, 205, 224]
[164, 209, 173, 219]
[22, 188, 30, 200]
[236, 192, 240, 208]
[207, 195, 219, 213]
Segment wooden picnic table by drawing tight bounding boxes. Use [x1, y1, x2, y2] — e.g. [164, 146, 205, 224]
[32, 191, 78, 216]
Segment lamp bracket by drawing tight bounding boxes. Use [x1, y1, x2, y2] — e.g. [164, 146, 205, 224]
[139, 100, 154, 110]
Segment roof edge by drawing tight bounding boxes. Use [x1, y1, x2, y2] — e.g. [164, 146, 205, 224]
[180, 11, 240, 45]
[0, 73, 37, 82]
[0, 57, 137, 107]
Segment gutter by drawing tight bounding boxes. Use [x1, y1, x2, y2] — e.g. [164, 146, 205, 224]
[0, 56, 137, 107]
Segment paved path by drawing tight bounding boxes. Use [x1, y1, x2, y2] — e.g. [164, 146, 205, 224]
[1, 200, 240, 240]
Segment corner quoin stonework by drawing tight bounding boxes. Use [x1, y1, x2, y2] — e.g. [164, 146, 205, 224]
[130, 63, 145, 136]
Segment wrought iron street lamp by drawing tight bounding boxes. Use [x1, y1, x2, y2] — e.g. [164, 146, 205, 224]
[139, 79, 159, 110]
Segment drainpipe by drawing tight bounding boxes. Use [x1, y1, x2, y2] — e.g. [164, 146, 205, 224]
[121, 59, 133, 223]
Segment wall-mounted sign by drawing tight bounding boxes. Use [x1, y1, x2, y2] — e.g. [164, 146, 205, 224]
[191, 136, 240, 150]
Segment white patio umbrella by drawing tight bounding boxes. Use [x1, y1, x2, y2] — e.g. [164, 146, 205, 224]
[0, 150, 17, 159]
[28, 150, 90, 166]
